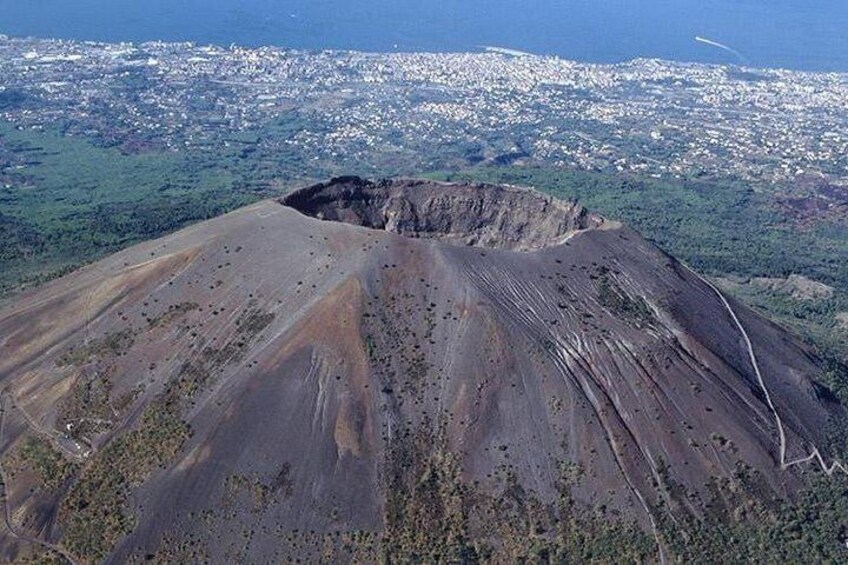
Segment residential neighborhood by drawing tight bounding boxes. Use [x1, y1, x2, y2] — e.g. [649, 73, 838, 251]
[1, 34, 847, 188]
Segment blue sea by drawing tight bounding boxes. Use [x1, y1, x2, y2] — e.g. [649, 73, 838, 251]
[1, 0, 846, 71]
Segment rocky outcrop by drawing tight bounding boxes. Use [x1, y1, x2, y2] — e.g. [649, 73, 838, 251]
[752, 274, 835, 300]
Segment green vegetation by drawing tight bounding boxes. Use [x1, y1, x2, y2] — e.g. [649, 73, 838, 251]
[434, 166, 848, 291]
[147, 301, 199, 329]
[15, 549, 66, 565]
[224, 464, 294, 514]
[55, 329, 142, 440]
[822, 358, 848, 409]
[59, 396, 190, 563]
[165, 303, 274, 401]
[0, 121, 276, 297]
[383, 429, 473, 563]
[4, 120, 846, 375]
[54, 301, 272, 560]
[14, 436, 77, 489]
[57, 372, 115, 441]
[382, 423, 654, 563]
[3, 123, 848, 561]
[435, 165, 848, 400]
[432, 166, 848, 562]
[715, 279, 848, 363]
[594, 266, 656, 328]
[56, 329, 135, 368]
[658, 466, 848, 563]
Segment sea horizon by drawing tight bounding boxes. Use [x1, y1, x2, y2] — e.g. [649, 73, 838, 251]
[3, 32, 845, 78]
[0, 0, 847, 73]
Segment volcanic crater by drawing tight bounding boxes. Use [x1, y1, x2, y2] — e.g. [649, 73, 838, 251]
[281, 176, 606, 251]
[0, 177, 845, 563]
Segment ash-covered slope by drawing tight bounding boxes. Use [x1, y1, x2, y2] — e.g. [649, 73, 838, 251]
[0, 177, 845, 563]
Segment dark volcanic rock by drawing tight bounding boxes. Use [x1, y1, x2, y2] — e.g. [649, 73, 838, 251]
[0, 177, 845, 563]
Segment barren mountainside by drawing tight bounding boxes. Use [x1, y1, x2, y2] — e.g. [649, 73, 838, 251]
[0, 177, 846, 563]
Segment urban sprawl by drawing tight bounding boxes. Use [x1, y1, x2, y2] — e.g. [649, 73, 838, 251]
[2, 35, 848, 188]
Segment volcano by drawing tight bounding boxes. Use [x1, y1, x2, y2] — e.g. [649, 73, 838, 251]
[0, 177, 845, 563]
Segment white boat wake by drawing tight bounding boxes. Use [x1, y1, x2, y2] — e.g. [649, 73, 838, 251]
[482, 45, 535, 58]
[695, 36, 748, 65]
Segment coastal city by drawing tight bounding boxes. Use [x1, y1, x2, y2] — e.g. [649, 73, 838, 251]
[1, 34, 848, 188]
[2, 10, 848, 562]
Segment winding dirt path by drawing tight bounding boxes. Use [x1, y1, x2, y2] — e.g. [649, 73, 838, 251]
[0, 396, 79, 565]
[690, 266, 848, 476]
[2, 394, 88, 462]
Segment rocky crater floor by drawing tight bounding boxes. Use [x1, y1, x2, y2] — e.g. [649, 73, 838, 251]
[0, 177, 845, 563]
